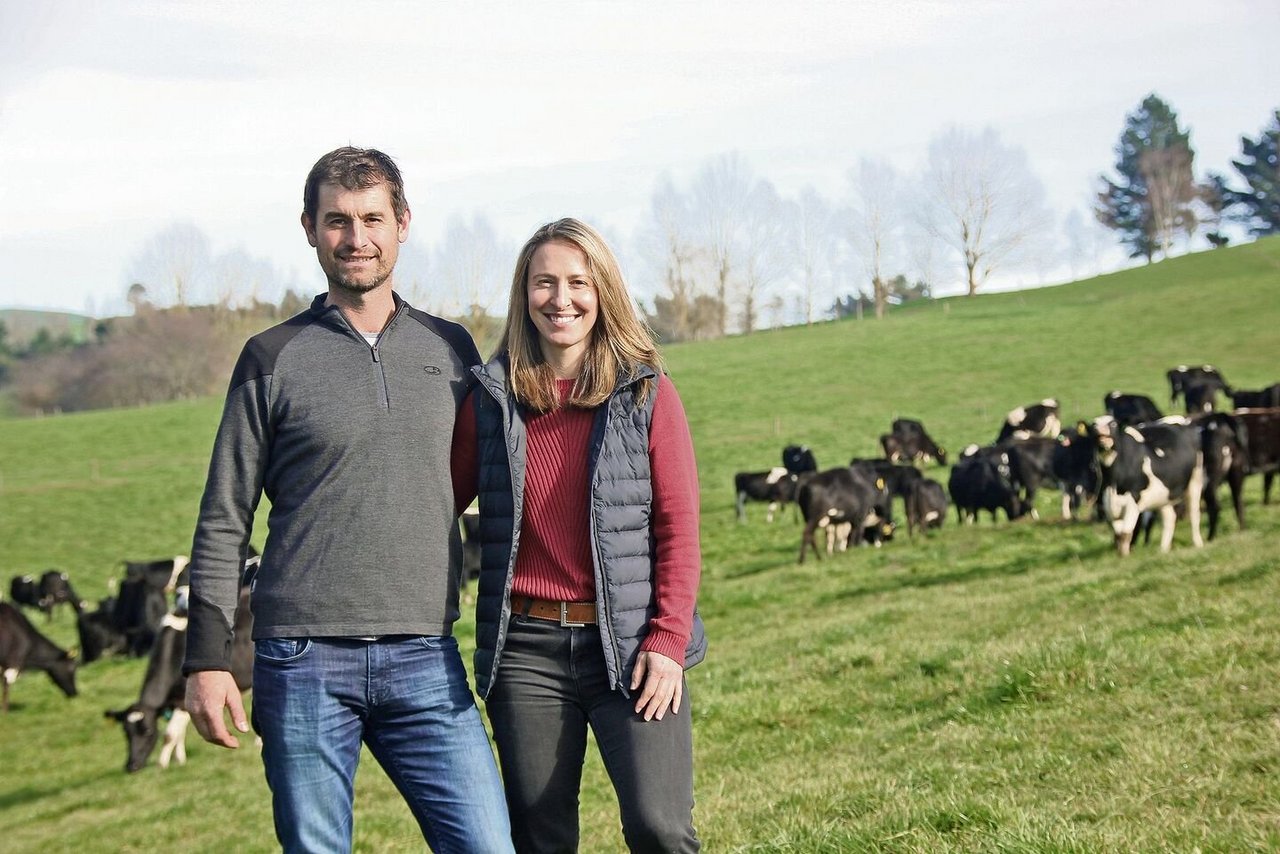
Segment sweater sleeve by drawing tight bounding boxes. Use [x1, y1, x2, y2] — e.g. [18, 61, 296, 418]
[452, 387, 479, 515]
[640, 374, 701, 663]
[184, 344, 272, 674]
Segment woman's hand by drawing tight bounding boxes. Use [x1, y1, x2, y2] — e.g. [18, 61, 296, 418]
[630, 650, 684, 721]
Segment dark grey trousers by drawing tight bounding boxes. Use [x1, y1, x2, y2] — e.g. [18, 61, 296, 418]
[485, 615, 699, 854]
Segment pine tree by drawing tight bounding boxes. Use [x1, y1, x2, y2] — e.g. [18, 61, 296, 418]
[1095, 94, 1198, 261]
[1228, 110, 1280, 236]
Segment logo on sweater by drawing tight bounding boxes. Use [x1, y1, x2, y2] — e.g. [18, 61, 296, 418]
[423, 365, 441, 375]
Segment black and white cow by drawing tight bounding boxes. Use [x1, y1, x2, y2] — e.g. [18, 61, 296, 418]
[1092, 415, 1204, 555]
[796, 468, 885, 563]
[881, 418, 948, 465]
[76, 597, 130, 664]
[948, 448, 1026, 524]
[1233, 407, 1280, 504]
[1052, 423, 1101, 520]
[8, 576, 40, 611]
[1167, 365, 1231, 413]
[996, 399, 1061, 444]
[1000, 437, 1060, 521]
[734, 468, 801, 523]
[0, 601, 78, 712]
[1230, 384, 1280, 410]
[1196, 412, 1247, 540]
[113, 557, 188, 657]
[1104, 391, 1163, 427]
[105, 578, 254, 772]
[904, 478, 948, 538]
[782, 445, 818, 475]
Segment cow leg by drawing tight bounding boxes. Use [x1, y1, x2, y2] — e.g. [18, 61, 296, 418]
[1204, 481, 1222, 541]
[2, 668, 15, 713]
[1061, 490, 1072, 521]
[799, 519, 818, 564]
[1265, 472, 1275, 505]
[1186, 459, 1204, 548]
[1158, 504, 1178, 552]
[159, 710, 191, 769]
[735, 491, 747, 523]
[766, 501, 778, 523]
[1229, 468, 1246, 532]
[1110, 491, 1138, 556]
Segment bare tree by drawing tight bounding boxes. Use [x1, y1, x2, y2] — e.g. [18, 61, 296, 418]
[920, 126, 1053, 297]
[690, 152, 755, 336]
[636, 175, 706, 342]
[431, 213, 511, 352]
[790, 186, 839, 325]
[736, 181, 793, 333]
[126, 222, 212, 307]
[1138, 143, 1198, 257]
[845, 158, 903, 319]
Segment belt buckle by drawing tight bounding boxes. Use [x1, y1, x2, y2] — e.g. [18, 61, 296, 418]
[559, 602, 586, 628]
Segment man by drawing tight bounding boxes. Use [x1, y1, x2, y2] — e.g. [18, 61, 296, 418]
[184, 147, 512, 853]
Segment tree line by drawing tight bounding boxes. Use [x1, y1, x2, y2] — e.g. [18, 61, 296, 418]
[3, 94, 1277, 417]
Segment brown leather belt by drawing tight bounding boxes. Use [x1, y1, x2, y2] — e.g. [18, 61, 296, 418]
[512, 596, 597, 627]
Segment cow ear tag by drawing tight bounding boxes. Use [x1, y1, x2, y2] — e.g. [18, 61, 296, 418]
[876, 478, 886, 490]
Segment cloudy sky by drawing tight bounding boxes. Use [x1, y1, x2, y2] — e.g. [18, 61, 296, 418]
[1, 1, 1277, 316]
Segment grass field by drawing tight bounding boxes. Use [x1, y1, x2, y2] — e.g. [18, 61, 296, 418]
[2, 238, 1279, 852]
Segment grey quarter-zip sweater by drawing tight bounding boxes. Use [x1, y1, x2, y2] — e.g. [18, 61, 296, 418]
[183, 293, 480, 674]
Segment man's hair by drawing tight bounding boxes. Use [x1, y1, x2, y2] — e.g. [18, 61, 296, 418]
[498, 217, 662, 412]
[302, 147, 408, 222]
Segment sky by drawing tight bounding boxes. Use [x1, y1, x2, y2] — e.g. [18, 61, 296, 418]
[1, 0, 1277, 317]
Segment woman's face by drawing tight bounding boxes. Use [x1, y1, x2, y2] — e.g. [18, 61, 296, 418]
[526, 239, 599, 376]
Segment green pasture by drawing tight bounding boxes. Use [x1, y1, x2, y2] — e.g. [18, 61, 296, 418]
[2, 238, 1279, 851]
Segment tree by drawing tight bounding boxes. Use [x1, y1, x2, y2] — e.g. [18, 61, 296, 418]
[126, 222, 213, 307]
[1227, 110, 1280, 237]
[430, 213, 510, 351]
[690, 153, 755, 336]
[789, 186, 839, 325]
[636, 175, 714, 342]
[920, 126, 1053, 297]
[735, 181, 792, 333]
[1095, 94, 1197, 262]
[845, 158, 903, 318]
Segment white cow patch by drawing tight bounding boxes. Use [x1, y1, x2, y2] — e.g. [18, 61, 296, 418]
[161, 613, 189, 632]
[1007, 406, 1027, 424]
[764, 467, 788, 485]
[3, 668, 17, 685]
[126, 709, 146, 724]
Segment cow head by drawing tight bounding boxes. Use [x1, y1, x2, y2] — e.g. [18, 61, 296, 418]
[48, 652, 79, 699]
[105, 704, 161, 773]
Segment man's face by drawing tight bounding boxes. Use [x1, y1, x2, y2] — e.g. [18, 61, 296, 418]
[302, 181, 409, 296]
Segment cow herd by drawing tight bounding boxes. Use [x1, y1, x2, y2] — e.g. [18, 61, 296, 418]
[735, 364, 1280, 564]
[1, 552, 258, 774]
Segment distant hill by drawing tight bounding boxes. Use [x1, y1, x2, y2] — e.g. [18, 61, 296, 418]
[0, 308, 95, 346]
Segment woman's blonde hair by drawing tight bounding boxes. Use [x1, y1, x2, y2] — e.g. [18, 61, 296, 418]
[498, 218, 662, 412]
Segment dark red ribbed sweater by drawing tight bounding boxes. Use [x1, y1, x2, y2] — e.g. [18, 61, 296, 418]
[454, 374, 700, 662]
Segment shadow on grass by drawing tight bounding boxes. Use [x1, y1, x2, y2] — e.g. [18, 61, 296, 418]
[1215, 560, 1274, 587]
[0, 767, 120, 810]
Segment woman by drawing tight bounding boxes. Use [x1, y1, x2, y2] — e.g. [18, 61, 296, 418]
[453, 218, 706, 853]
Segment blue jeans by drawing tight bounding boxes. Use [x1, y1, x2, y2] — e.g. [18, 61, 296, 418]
[252, 635, 513, 854]
[485, 616, 699, 853]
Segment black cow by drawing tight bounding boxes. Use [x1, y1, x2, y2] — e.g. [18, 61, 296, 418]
[1001, 438, 1059, 521]
[1104, 391, 1163, 427]
[734, 467, 801, 523]
[105, 581, 254, 773]
[904, 478, 947, 538]
[1196, 412, 1247, 540]
[849, 458, 924, 521]
[1052, 423, 1101, 520]
[113, 557, 188, 657]
[9, 575, 40, 611]
[948, 448, 1026, 524]
[37, 571, 82, 621]
[796, 468, 884, 563]
[882, 418, 947, 465]
[1092, 415, 1204, 555]
[1233, 407, 1280, 504]
[0, 601, 78, 712]
[1168, 365, 1231, 412]
[76, 597, 129, 664]
[782, 445, 818, 475]
[1230, 384, 1280, 410]
[996, 399, 1061, 444]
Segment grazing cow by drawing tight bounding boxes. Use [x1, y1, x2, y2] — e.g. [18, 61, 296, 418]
[849, 457, 923, 521]
[796, 468, 884, 563]
[1000, 437, 1059, 521]
[734, 467, 801, 523]
[1168, 365, 1231, 409]
[9, 575, 40, 611]
[1183, 382, 1222, 414]
[36, 570, 83, 621]
[880, 419, 947, 466]
[0, 601, 78, 712]
[904, 478, 947, 538]
[113, 557, 188, 657]
[782, 445, 818, 475]
[1230, 383, 1280, 410]
[1052, 423, 1101, 520]
[1092, 415, 1204, 556]
[105, 581, 254, 772]
[996, 399, 1061, 443]
[1233, 407, 1280, 504]
[1196, 412, 1247, 540]
[948, 448, 1026, 524]
[1104, 391, 1163, 427]
[76, 598, 129, 664]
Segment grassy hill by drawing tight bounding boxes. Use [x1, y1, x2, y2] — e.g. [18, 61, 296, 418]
[1, 239, 1278, 851]
[0, 308, 94, 346]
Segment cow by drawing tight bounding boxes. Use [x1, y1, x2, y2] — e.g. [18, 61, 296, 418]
[113, 556, 188, 657]
[8, 575, 40, 611]
[782, 445, 818, 475]
[1233, 407, 1280, 504]
[1092, 415, 1204, 556]
[1052, 423, 1101, 521]
[1230, 384, 1280, 410]
[849, 457, 923, 522]
[996, 399, 1061, 444]
[1168, 365, 1231, 410]
[1184, 382, 1222, 414]
[76, 597, 129, 664]
[882, 418, 948, 465]
[1104, 391, 1163, 427]
[904, 477, 947, 538]
[1001, 437, 1059, 521]
[948, 448, 1026, 525]
[734, 467, 801, 523]
[1196, 412, 1247, 540]
[0, 601, 78, 712]
[105, 571, 255, 773]
[796, 468, 885, 563]
[36, 570, 83, 621]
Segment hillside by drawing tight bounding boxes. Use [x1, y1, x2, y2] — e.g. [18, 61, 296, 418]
[0, 238, 1278, 852]
[0, 307, 94, 345]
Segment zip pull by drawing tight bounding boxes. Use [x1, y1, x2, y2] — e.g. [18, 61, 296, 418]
[371, 344, 381, 363]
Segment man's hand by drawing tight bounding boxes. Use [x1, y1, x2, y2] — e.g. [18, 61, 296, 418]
[630, 651, 684, 722]
[186, 670, 249, 748]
